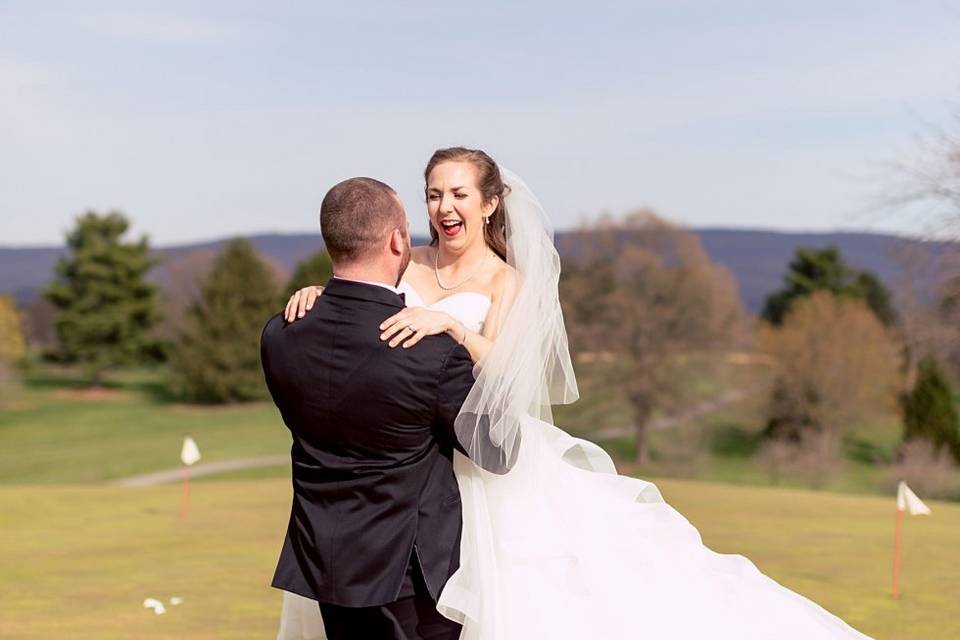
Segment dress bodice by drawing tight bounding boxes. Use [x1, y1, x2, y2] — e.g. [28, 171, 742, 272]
[398, 281, 491, 334]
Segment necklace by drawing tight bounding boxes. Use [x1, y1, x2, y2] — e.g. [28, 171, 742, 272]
[434, 248, 489, 291]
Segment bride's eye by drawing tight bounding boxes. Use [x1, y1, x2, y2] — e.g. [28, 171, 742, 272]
[454, 193, 467, 199]
[427, 194, 440, 201]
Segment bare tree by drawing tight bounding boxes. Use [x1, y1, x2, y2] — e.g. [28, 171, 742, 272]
[0, 295, 26, 408]
[22, 296, 57, 351]
[888, 109, 960, 237]
[885, 108, 960, 382]
[561, 211, 747, 464]
[158, 249, 218, 340]
[888, 439, 959, 501]
[892, 240, 959, 386]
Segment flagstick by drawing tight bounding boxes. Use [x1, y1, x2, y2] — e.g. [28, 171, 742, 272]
[180, 465, 190, 520]
[892, 506, 903, 599]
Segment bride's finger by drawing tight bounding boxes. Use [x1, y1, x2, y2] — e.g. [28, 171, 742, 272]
[387, 326, 415, 348]
[402, 330, 426, 349]
[380, 320, 410, 342]
[304, 286, 323, 312]
[285, 291, 300, 322]
[379, 310, 409, 333]
[296, 288, 312, 318]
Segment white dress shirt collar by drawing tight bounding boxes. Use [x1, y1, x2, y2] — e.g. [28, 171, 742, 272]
[332, 275, 403, 295]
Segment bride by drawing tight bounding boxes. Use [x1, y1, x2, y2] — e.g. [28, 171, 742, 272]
[278, 146, 874, 639]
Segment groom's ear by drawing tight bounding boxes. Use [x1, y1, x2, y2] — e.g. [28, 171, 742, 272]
[389, 227, 405, 255]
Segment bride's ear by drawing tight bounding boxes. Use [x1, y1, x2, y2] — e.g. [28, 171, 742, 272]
[483, 195, 499, 218]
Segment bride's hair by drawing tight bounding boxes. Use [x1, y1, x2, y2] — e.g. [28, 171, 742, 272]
[424, 146, 509, 261]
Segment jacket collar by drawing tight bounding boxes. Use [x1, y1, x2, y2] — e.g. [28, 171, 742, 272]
[322, 277, 405, 309]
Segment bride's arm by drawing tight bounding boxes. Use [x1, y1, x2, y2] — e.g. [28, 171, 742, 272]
[380, 268, 519, 363]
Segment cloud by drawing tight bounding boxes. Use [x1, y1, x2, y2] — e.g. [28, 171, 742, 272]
[78, 13, 235, 44]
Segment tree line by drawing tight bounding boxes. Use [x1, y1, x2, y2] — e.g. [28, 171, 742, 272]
[1, 207, 958, 488]
[2, 211, 331, 403]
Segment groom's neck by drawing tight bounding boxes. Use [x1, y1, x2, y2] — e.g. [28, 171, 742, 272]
[333, 264, 397, 289]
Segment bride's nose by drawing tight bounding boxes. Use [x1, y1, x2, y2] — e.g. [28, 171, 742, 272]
[439, 194, 455, 213]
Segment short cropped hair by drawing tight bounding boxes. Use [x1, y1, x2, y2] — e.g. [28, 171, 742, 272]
[320, 177, 405, 264]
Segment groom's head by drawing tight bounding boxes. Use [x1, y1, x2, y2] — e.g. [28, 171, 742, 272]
[320, 177, 410, 286]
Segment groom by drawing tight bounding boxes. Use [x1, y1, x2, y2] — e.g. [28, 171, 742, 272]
[261, 177, 475, 640]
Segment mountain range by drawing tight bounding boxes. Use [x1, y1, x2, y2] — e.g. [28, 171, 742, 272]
[1, 229, 952, 313]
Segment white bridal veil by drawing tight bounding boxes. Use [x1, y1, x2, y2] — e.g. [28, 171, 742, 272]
[453, 168, 581, 473]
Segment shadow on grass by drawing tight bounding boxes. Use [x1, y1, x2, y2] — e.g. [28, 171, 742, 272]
[709, 422, 760, 457]
[844, 435, 893, 465]
[23, 368, 110, 391]
[22, 367, 180, 404]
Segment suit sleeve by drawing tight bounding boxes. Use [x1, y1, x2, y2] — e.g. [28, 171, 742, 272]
[259, 315, 285, 410]
[435, 344, 474, 457]
[435, 344, 518, 475]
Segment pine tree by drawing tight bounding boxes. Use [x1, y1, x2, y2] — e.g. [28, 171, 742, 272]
[171, 239, 280, 403]
[286, 250, 333, 293]
[44, 211, 160, 384]
[902, 356, 960, 462]
[762, 246, 895, 326]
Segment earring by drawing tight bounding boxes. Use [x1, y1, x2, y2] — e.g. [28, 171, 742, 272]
[484, 216, 490, 225]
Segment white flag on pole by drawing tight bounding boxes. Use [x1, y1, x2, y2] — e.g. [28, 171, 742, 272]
[180, 436, 201, 466]
[896, 480, 931, 515]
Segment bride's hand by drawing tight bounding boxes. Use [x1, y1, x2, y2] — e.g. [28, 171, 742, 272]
[380, 308, 458, 349]
[284, 285, 324, 323]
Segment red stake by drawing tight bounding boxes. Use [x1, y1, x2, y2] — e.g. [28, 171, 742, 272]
[180, 465, 190, 520]
[892, 507, 904, 598]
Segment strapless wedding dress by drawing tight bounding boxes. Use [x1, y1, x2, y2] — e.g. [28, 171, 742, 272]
[277, 283, 874, 640]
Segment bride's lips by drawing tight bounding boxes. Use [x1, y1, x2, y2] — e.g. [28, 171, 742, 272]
[440, 220, 464, 238]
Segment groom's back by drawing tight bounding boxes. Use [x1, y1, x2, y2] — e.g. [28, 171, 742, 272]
[260, 278, 473, 607]
[262, 289, 452, 464]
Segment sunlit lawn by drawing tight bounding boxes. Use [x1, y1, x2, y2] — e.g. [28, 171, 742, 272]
[2, 478, 957, 640]
[0, 368, 288, 484]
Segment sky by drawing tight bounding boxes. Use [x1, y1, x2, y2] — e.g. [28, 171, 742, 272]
[2, 1, 959, 246]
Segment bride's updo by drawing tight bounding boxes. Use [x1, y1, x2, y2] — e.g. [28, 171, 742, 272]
[424, 146, 509, 261]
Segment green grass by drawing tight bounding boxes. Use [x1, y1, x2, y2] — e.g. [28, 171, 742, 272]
[2, 478, 957, 639]
[0, 362, 948, 501]
[2, 363, 958, 638]
[0, 367, 289, 484]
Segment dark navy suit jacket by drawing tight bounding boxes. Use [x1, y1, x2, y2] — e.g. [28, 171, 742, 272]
[261, 278, 476, 607]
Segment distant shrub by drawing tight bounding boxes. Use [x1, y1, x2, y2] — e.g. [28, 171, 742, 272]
[889, 439, 960, 501]
[758, 430, 845, 490]
[902, 356, 960, 463]
[652, 426, 708, 478]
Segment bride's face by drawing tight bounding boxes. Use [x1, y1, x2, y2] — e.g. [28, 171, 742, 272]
[426, 161, 497, 253]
